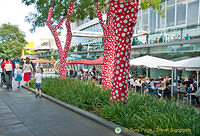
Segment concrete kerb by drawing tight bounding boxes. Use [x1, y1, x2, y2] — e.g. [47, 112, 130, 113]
[22, 85, 143, 136]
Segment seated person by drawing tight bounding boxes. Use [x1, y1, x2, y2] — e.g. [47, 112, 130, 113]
[92, 75, 97, 82]
[187, 84, 200, 106]
[163, 82, 171, 100]
[179, 81, 186, 93]
[148, 79, 155, 94]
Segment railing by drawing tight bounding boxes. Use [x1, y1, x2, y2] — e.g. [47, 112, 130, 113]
[132, 24, 200, 46]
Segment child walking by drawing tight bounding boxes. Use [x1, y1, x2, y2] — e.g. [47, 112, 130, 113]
[35, 68, 42, 98]
[15, 65, 22, 88]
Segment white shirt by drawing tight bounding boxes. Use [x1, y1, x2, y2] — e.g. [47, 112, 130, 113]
[23, 64, 33, 73]
[130, 78, 134, 86]
[35, 73, 42, 83]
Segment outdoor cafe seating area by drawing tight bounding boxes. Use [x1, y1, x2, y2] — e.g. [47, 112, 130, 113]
[129, 55, 200, 106]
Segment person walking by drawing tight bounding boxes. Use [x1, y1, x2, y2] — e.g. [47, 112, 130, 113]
[2, 56, 13, 89]
[19, 58, 24, 69]
[23, 57, 33, 87]
[11, 58, 15, 77]
[35, 68, 43, 98]
[74, 68, 77, 79]
[69, 68, 73, 78]
[15, 65, 22, 88]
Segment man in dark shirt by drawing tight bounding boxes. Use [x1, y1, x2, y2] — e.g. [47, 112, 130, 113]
[19, 58, 24, 69]
[163, 82, 171, 100]
[69, 68, 73, 78]
[11, 58, 15, 77]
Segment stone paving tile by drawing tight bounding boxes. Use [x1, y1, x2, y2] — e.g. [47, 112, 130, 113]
[0, 126, 10, 136]
[0, 112, 17, 121]
[0, 116, 21, 126]
[0, 108, 12, 114]
[7, 124, 34, 136]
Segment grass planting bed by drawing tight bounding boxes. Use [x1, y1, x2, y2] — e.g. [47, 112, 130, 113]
[30, 78, 200, 136]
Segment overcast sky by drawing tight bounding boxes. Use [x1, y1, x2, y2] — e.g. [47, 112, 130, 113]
[0, 0, 54, 46]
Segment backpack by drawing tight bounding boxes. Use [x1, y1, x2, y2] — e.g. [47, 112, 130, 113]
[4, 62, 12, 71]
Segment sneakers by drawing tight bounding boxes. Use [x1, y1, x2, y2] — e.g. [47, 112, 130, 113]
[35, 94, 39, 98]
[39, 96, 42, 99]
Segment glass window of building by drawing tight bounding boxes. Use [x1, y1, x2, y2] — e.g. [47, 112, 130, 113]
[187, 0, 199, 26]
[150, 8, 156, 32]
[158, 3, 165, 28]
[142, 9, 148, 31]
[167, 0, 175, 27]
[136, 15, 140, 27]
[177, 0, 186, 25]
[136, 15, 141, 34]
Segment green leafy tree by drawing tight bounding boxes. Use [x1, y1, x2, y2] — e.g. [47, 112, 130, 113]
[0, 23, 27, 58]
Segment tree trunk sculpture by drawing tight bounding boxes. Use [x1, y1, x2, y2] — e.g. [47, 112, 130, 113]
[46, 2, 75, 79]
[110, 0, 139, 104]
[95, 1, 115, 89]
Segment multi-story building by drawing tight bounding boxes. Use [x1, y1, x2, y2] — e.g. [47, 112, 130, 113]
[40, 38, 57, 49]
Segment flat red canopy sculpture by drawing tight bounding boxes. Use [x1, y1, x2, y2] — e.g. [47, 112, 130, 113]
[85, 57, 103, 65]
[66, 59, 91, 65]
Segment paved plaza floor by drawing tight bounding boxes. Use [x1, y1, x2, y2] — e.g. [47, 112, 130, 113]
[0, 79, 117, 136]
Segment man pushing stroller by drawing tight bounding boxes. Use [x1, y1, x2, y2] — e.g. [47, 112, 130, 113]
[2, 57, 13, 89]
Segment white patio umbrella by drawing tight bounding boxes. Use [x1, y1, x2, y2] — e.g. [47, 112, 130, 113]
[130, 55, 174, 77]
[159, 56, 200, 90]
[130, 55, 175, 68]
[176, 57, 200, 90]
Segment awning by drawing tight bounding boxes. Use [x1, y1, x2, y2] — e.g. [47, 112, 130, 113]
[159, 56, 200, 71]
[85, 57, 103, 65]
[130, 55, 174, 69]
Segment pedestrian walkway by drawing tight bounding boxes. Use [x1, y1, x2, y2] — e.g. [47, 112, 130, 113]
[0, 85, 117, 135]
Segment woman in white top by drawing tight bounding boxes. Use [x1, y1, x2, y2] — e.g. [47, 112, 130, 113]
[23, 57, 33, 87]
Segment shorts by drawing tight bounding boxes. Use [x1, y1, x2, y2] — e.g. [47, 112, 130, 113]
[36, 83, 42, 90]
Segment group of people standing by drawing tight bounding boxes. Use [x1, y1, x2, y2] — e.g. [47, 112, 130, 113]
[1, 57, 43, 98]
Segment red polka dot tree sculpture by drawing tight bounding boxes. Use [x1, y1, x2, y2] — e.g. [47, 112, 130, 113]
[110, 0, 139, 104]
[46, 1, 75, 79]
[95, 1, 115, 89]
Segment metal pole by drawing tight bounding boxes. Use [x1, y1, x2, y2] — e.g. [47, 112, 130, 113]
[197, 71, 199, 91]
[146, 67, 148, 77]
[135, 84, 136, 93]
[171, 68, 174, 98]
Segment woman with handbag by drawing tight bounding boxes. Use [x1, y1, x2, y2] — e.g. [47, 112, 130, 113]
[2, 56, 13, 89]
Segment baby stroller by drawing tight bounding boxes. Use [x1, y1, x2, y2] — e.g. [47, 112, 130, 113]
[0, 72, 6, 87]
